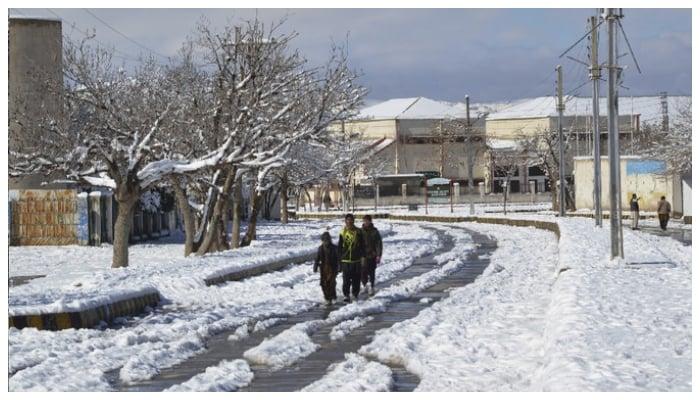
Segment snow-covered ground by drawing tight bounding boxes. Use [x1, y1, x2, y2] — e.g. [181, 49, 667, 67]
[8, 221, 329, 315]
[8, 214, 691, 391]
[315, 222, 559, 391]
[311, 217, 691, 391]
[8, 221, 439, 391]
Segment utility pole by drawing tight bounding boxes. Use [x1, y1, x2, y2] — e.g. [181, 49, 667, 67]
[556, 65, 566, 217]
[589, 14, 603, 227]
[606, 8, 624, 258]
[465, 94, 475, 215]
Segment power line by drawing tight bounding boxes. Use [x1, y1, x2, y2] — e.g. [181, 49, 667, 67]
[46, 8, 145, 64]
[83, 9, 170, 60]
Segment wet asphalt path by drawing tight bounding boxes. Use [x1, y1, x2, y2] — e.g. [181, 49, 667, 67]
[116, 224, 496, 392]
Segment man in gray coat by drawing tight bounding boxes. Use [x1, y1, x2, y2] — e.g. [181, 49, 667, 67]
[657, 196, 672, 231]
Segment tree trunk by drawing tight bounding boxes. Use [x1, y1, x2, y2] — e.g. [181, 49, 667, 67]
[318, 186, 328, 212]
[303, 187, 313, 212]
[503, 179, 508, 215]
[241, 189, 263, 247]
[112, 192, 138, 268]
[280, 175, 289, 224]
[197, 167, 236, 255]
[171, 178, 196, 256]
[230, 174, 242, 248]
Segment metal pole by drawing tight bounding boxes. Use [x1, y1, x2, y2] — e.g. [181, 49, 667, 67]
[466, 95, 475, 215]
[424, 183, 428, 215]
[374, 182, 378, 212]
[556, 65, 566, 217]
[590, 14, 603, 227]
[450, 181, 454, 213]
[606, 8, 624, 258]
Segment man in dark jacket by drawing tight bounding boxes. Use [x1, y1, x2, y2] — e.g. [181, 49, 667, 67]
[314, 232, 339, 305]
[657, 195, 672, 231]
[361, 215, 383, 295]
[338, 213, 366, 302]
[630, 193, 640, 230]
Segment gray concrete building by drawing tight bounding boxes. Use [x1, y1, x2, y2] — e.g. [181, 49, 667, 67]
[9, 16, 64, 188]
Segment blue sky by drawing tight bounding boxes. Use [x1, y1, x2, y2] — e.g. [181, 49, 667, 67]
[10, 8, 692, 103]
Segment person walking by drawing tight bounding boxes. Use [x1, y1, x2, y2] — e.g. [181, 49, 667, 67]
[338, 213, 366, 302]
[361, 215, 383, 296]
[630, 193, 640, 230]
[657, 196, 672, 231]
[313, 232, 339, 305]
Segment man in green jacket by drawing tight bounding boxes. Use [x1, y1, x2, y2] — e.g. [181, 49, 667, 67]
[361, 215, 383, 295]
[338, 213, 366, 302]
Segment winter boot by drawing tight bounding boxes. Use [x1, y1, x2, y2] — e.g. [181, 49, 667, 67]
[368, 285, 375, 296]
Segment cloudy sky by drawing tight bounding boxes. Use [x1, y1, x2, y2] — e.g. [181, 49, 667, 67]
[10, 8, 692, 103]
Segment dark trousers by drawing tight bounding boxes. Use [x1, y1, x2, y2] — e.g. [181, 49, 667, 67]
[341, 262, 361, 298]
[361, 257, 377, 287]
[320, 266, 337, 301]
[659, 213, 670, 230]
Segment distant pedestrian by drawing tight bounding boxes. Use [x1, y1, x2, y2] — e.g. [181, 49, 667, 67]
[657, 196, 672, 231]
[338, 213, 366, 302]
[313, 232, 339, 305]
[361, 215, 383, 296]
[630, 194, 640, 230]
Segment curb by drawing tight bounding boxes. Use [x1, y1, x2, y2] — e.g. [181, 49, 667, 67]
[9, 251, 319, 331]
[295, 212, 561, 239]
[204, 252, 316, 286]
[9, 292, 160, 331]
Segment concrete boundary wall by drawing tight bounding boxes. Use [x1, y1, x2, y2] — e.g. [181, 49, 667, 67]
[204, 252, 316, 286]
[9, 292, 160, 331]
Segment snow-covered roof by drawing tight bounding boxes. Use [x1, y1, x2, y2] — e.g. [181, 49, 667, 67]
[487, 95, 690, 125]
[356, 97, 505, 121]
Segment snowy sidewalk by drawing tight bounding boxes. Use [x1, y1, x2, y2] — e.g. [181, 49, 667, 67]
[542, 217, 692, 391]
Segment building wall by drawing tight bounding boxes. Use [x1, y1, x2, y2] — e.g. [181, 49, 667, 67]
[485, 117, 552, 138]
[574, 156, 682, 213]
[335, 119, 398, 139]
[396, 143, 486, 179]
[9, 189, 83, 246]
[682, 177, 692, 220]
[9, 18, 63, 152]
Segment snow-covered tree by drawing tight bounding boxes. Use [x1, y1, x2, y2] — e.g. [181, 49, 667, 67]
[178, 19, 365, 252]
[518, 129, 574, 211]
[635, 98, 692, 176]
[9, 36, 191, 268]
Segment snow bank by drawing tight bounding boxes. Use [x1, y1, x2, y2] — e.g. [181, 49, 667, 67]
[330, 316, 374, 341]
[243, 320, 324, 369]
[301, 353, 393, 392]
[165, 359, 253, 392]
